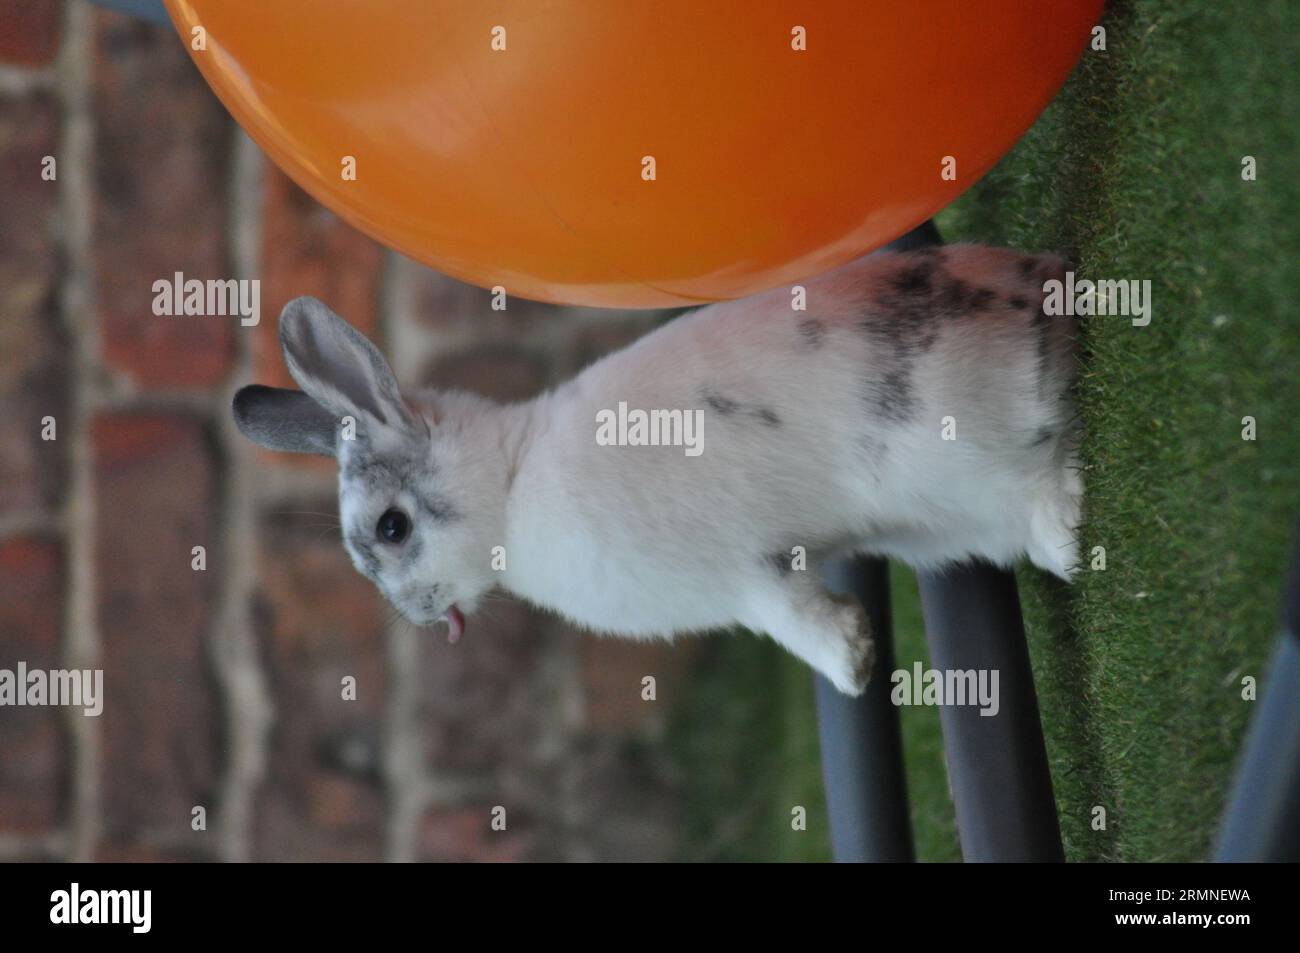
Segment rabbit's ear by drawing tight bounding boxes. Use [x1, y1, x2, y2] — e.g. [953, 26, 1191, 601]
[232, 384, 339, 456]
[277, 296, 423, 438]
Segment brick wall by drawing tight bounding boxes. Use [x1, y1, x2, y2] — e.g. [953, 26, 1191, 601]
[0, 1, 692, 862]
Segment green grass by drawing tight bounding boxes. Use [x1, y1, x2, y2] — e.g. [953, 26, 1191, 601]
[670, 0, 1299, 862]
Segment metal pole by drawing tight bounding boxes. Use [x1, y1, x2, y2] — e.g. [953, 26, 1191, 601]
[813, 221, 942, 863]
[815, 557, 914, 862]
[1215, 522, 1300, 862]
[917, 562, 1064, 861]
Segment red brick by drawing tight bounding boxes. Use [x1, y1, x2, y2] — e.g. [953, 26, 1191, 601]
[252, 510, 385, 861]
[252, 170, 384, 471]
[93, 414, 219, 852]
[93, 12, 234, 388]
[256, 169, 383, 390]
[0, 0, 61, 67]
[418, 598, 542, 774]
[0, 90, 66, 512]
[0, 91, 58, 271]
[420, 346, 548, 403]
[94, 845, 197, 863]
[412, 267, 559, 334]
[0, 538, 65, 834]
[565, 740, 681, 861]
[571, 316, 663, 372]
[420, 805, 535, 863]
[582, 636, 691, 733]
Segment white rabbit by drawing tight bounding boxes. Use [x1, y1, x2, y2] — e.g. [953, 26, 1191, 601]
[233, 243, 1081, 696]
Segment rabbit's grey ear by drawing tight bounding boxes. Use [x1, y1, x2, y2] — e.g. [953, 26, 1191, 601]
[278, 296, 421, 436]
[232, 385, 338, 457]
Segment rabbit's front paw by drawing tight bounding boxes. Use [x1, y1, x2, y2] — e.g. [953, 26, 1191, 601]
[826, 593, 875, 695]
[741, 583, 875, 697]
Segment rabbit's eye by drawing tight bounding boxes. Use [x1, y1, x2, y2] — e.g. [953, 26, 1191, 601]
[376, 508, 410, 544]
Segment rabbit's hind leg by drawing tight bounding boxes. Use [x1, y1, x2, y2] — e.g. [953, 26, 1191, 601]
[1025, 445, 1083, 579]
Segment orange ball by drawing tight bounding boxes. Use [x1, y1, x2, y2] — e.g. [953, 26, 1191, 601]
[165, 1, 1100, 308]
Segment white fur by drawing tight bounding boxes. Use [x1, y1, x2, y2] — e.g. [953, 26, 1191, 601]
[240, 244, 1083, 696]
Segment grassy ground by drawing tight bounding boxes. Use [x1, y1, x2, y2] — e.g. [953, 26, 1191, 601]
[669, 0, 1298, 862]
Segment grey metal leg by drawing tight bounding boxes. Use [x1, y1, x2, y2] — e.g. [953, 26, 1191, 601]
[815, 557, 914, 862]
[917, 563, 1064, 862]
[813, 221, 943, 863]
[1215, 635, 1300, 861]
[1215, 522, 1300, 862]
[818, 219, 1063, 862]
[882, 218, 943, 252]
[895, 216, 1062, 859]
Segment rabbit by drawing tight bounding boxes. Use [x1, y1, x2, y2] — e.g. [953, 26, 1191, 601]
[232, 243, 1082, 696]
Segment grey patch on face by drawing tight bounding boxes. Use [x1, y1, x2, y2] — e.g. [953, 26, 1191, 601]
[764, 551, 794, 576]
[755, 407, 781, 427]
[342, 444, 457, 565]
[416, 584, 443, 618]
[342, 446, 434, 487]
[347, 534, 382, 580]
[401, 535, 424, 567]
[797, 318, 826, 350]
[345, 456, 394, 486]
[415, 489, 459, 524]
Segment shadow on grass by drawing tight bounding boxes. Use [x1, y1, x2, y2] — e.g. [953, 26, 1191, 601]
[1021, 572, 1120, 861]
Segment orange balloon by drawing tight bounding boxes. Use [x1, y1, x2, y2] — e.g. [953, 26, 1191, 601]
[165, 1, 1100, 308]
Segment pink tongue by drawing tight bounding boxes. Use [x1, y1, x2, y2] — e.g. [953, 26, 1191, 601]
[443, 605, 465, 644]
